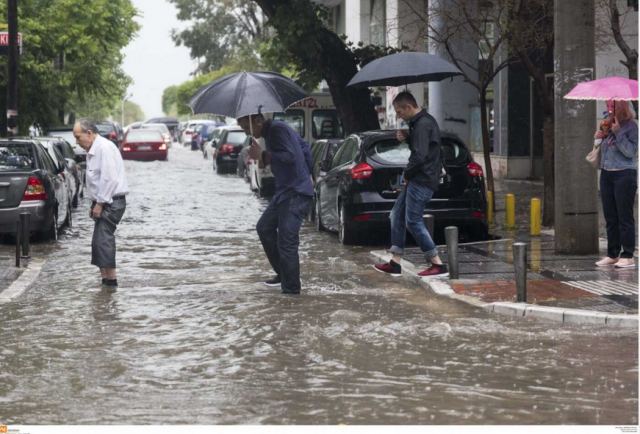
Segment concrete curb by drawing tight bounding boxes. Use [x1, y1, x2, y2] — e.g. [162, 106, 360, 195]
[370, 250, 638, 329]
[0, 258, 45, 303]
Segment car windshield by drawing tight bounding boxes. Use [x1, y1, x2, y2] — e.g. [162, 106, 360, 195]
[273, 110, 304, 137]
[127, 130, 163, 142]
[0, 143, 35, 170]
[54, 142, 75, 159]
[367, 139, 411, 164]
[226, 131, 247, 145]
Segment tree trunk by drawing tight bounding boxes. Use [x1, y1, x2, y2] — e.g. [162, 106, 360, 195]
[479, 93, 495, 207]
[255, 0, 379, 133]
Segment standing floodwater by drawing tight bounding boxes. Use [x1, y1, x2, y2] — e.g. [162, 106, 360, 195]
[0, 146, 636, 424]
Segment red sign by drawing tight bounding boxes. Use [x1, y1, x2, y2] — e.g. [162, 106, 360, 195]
[0, 32, 22, 46]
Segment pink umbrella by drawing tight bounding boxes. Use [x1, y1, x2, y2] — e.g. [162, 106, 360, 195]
[564, 76, 638, 101]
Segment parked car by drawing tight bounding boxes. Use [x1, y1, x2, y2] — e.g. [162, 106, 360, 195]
[310, 138, 344, 184]
[210, 126, 247, 174]
[120, 129, 168, 161]
[96, 121, 124, 147]
[237, 135, 252, 179]
[245, 139, 275, 197]
[39, 137, 84, 208]
[0, 138, 72, 240]
[46, 126, 87, 168]
[314, 131, 488, 245]
[308, 138, 344, 222]
[191, 122, 219, 153]
[181, 119, 223, 146]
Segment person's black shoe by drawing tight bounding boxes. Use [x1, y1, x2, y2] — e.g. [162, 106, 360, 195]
[263, 275, 281, 287]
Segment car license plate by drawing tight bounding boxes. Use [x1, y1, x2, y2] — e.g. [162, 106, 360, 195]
[138, 145, 151, 151]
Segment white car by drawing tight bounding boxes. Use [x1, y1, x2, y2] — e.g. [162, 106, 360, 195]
[244, 138, 275, 197]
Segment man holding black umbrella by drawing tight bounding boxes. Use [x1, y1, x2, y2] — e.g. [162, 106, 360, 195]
[374, 91, 448, 278]
[238, 114, 314, 295]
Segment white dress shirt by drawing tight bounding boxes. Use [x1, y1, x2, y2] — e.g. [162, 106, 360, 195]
[86, 134, 128, 204]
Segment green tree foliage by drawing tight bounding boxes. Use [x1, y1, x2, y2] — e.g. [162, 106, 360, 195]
[162, 85, 179, 116]
[0, 0, 138, 133]
[169, 0, 266, 74]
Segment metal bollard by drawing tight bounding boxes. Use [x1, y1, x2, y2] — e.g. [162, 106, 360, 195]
[513, 242, 527, 302]
[20, 212, 30, 258]
[505, 193, 516, 230]
[445, 226, 459, 279]
[15, 218, 21, 268]
[424, 213, 434, 238]
[530, 198, 541, 236]
[486, 190, 494, 225]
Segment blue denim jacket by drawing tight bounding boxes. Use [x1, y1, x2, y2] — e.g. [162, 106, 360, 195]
[600, 119, 638, 171]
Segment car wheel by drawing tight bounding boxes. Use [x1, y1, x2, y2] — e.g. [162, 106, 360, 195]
[315, 196, 326, 232]
[338, 202, 357, 245]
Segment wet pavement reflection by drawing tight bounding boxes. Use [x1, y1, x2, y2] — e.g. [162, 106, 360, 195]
[0, 146, 637, 424]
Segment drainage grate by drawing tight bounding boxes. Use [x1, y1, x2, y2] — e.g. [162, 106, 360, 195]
[563, 280, 638, 296]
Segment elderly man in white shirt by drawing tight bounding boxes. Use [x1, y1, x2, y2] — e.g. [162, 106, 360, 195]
[73, 119, 128, 289]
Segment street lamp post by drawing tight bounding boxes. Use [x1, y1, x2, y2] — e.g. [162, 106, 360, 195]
[121, 93, 132, 127]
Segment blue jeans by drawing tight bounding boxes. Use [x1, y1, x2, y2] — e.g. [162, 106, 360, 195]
[389, 182, 438, 260]
[256, 193, 312, 293]
[600, 169, 637, 259]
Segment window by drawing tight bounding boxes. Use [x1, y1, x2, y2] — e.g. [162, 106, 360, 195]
[366, 139, 410, 164]
[274, 110, 305, 137]
[126, 130, 164, 142]
[224, 131, 248, 145]
[370, 0, 386, 46]
[312, 109, 343, 139]
[0, 143, 34, 170]
[331, 137, 358, 168]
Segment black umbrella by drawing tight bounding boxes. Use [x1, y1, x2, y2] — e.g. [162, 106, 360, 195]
[346, 51, 462, 88]
[188, 71, 307, 119]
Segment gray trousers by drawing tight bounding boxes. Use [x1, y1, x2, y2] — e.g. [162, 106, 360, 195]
[91, 197, 126, 268]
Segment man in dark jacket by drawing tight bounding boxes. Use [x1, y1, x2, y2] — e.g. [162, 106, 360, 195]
[238, 113, 313, 294]
[374, 92, 448, 278]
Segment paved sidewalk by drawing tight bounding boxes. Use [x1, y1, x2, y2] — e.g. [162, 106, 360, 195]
[372, 179, 638, 328]
[0, 254, 23, 292]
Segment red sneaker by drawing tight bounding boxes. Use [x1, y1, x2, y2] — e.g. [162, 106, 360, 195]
[418, 263, 449, 278]
[373, 260, 402, 276]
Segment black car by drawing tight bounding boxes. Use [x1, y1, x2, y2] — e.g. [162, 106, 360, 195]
[46, 126, 87, 167]
[0, 138, 72, 240]
[314, 130, 488, 245]
[211, 127, 247, 174]
[96, 121, 124, 147]
[40, 137, 84, 208]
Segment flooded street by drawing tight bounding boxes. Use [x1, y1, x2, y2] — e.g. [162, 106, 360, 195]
[0, 145, 637, 425]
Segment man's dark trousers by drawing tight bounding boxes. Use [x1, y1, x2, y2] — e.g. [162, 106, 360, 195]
[256, 192, 312, 293]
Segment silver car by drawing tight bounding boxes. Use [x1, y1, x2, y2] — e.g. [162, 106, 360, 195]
[0, 138, 72, 240]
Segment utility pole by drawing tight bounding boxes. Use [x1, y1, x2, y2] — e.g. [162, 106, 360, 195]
[6, 0, 18, 137]
[553, 0, 598, 254]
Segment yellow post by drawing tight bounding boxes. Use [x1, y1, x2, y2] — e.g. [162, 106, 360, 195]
[530, 197, 541, 236]
[505, 193, 516, 230]
[486, 190, 494, 225]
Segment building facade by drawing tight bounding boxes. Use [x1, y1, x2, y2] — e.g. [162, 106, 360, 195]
[318, 0, 638, 179]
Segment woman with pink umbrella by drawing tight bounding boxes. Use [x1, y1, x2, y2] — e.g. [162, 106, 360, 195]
[594, 100, 637, 268]
[565, 77, 638, 268]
